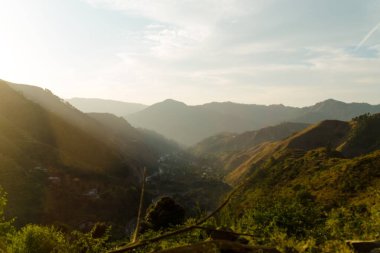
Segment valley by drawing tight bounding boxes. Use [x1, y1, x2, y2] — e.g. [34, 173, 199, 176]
[2, 2, 380, 252]
[0, 80, 379, 252]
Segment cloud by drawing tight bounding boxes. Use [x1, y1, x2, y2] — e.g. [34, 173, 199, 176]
[77, 1, 380, 105]
[355, 22, 380, 50]
[4, 0, 377, 106]
[83, 0, 258, 25]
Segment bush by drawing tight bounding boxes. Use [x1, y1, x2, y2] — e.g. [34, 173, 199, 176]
[245, 191, 326, 241]
[8, 225, 68, 253]
[66, 223, 111, 253]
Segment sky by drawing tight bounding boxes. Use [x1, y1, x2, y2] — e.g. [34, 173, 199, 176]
[0, 0, 379, 106]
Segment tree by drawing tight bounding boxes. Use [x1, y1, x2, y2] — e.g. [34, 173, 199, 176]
[144, 197, 185, 230]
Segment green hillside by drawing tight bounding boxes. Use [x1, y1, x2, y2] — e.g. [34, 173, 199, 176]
[226, 115, 380, 185]
[110, 115, 380, 253]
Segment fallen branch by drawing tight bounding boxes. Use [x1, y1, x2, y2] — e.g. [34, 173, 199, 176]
[108, 225, 254, 253]
[108, 183, 245, 253]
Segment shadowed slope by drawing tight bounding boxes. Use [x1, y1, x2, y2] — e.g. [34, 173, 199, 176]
[0, 80, 184, 231]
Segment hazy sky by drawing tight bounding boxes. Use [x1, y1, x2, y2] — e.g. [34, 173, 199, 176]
[0, 0, 379, 106]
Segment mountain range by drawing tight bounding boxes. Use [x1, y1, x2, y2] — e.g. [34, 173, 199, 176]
[1, 80, 379, 251]
[123, 99, 380, 145]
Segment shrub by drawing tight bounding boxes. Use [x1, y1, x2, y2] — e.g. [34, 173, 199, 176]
[8, 225, 68, 253]
[66, 223, 111, 253]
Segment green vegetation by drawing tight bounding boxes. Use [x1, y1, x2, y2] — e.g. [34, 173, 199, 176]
[1, 150, 379, 252]
[105, 187, 378, 252]
[4, 223, 112, 253]
[8, 225, 67, 253]
[342, 113, 380, 156]
[106, 115, 380, 252]
[0, 192, 111, 253]
[106, 165, 379, 252]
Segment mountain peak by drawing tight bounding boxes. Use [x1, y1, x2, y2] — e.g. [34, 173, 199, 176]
[308, 99, 346, 111]
[162, 99, 186, 105]
[321, 98, 342, 104]
[152, 99, 187, 108]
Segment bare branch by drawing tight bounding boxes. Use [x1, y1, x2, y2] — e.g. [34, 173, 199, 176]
[132, 167, 147, 243]
[108, 183, 246, 253]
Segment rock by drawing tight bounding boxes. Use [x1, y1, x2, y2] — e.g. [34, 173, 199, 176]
[346, 240, 380, 253]
[208, 227, 239, 241]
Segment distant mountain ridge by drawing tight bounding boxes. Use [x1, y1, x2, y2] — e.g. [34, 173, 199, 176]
[67, 97, 147, 116]
[126, 98, 380, 145]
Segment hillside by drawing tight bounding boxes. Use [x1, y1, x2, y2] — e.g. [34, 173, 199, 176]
[8, 81, 170, 173]
[67, 97, 147, 116]
[87, 112, 180, 168]
[214, 147, 380, 252]
[0, 80, 184, 232]
[215, 115, 380, 251]
[0, 80, 234, 240]
[192, 122, 309, 174]
[226, 114, 380, 185]
[126, 99, 380, 145]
